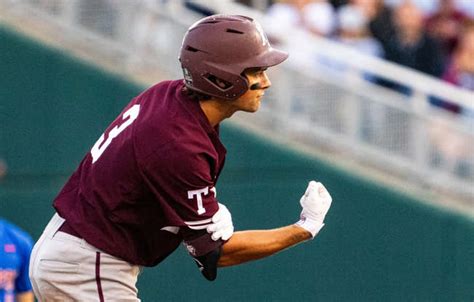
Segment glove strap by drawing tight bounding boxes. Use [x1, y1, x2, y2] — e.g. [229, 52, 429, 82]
[295, 218, 324, 239]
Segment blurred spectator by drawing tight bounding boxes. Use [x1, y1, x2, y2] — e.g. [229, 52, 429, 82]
[0, 217, 34, 302]
[443, 21, 474, 91]
[266, 0, 336, 37]
[428, 21, 474, 177]
[433, 21, 474, 113]
[1, 161, 33, 301]
[350, 0, 396, 54]
[335, 4, 383, 59]
[426, 0, 471, 58]
[332, 3, 384, 83]
[385, 0, 474, 17]
[384, 0, 438, 15]
[329, 0, 348, 9]
[383, 1, 444, 90]
[305, 0, 337, 36]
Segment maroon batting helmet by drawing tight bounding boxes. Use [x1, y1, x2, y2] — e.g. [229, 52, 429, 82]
[179, 14, 288, 100]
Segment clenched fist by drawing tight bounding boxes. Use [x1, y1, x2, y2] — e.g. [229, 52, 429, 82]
[295, 181, 333, 238]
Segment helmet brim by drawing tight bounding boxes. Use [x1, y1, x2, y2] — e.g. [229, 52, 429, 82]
[262, 47, 289, 67]
[246, 47, 289, 70]
[210, 47, 289, 76]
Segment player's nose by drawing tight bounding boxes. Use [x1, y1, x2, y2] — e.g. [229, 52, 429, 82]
[259, 71, 271, 90]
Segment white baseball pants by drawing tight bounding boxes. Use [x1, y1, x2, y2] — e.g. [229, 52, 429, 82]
[29, 213, 141, 302]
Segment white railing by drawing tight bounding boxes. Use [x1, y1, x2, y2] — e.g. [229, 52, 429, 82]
[1, 0, 473, 204]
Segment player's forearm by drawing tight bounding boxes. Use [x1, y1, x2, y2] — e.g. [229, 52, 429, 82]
[217, 225, 311, 267]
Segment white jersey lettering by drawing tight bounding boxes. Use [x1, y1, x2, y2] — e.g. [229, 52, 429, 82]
[91, 104, 140, 163]
[187, 187, 208, 215]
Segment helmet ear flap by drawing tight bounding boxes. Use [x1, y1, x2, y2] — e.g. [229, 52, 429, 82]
[204, 74, 233, 91]
[185, 61, 249, 100]
[203, 68, 249, 100]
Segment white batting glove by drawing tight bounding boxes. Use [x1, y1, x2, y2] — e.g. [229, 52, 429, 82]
[206, 203, 234, 241]
[295, 181, 332, 238]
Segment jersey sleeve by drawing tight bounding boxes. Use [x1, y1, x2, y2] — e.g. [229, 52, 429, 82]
[141, 140, 226, 279]
[140, 139, 221, 229]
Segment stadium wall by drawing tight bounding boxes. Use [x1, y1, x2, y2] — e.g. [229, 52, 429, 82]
[0, 27, 472, 301]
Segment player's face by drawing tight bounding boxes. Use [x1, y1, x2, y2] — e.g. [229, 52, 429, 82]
[233, 68, 271, 112]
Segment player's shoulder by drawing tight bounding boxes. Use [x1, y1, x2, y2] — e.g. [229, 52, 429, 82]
[0, 219, 33, 249]
[138, 129, 219, 185]
[134, 80, 211, 157]
[133, 79, 190, 122]
[138, 79, 184, 101]
[140, 133, 214, 170]
[148, 79, 178, 91]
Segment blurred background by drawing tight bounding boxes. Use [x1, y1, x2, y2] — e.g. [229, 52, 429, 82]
[0, 0, 473, 301]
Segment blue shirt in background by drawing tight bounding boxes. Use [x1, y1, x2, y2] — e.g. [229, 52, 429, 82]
[0, 219, 33, 302]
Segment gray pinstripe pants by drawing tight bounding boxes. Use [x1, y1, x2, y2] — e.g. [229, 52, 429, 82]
[29, 213, 141, 302]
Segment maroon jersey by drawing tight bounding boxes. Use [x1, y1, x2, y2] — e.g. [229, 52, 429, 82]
[54, 80, 226, 266]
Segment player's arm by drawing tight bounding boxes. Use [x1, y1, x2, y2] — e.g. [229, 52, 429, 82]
[140, 142, 234, 280]
[218, 181, 332, 267]
[183, 181, 331, 279]
[218, 225, 310, 267]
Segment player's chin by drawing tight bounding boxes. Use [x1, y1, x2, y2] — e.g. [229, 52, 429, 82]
[238, 97, 262, 113]
[244, 105, 260, 113]
[247, 99, 261, 112]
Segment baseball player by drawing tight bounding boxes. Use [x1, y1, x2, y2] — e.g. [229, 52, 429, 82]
[29, 14, 333, 301]
[0, 218, 34, 302]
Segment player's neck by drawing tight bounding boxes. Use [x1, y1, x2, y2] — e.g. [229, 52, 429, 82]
[199, 99, 237, 127]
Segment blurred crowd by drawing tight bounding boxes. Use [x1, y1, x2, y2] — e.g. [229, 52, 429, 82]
[264, 0, 474, 104]
[261, 0, 473, 177]
[27, 0, 473, 104]
[20, 0, 474, 95]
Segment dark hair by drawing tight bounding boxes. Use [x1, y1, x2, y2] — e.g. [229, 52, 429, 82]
[181, 85, 212, 101]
